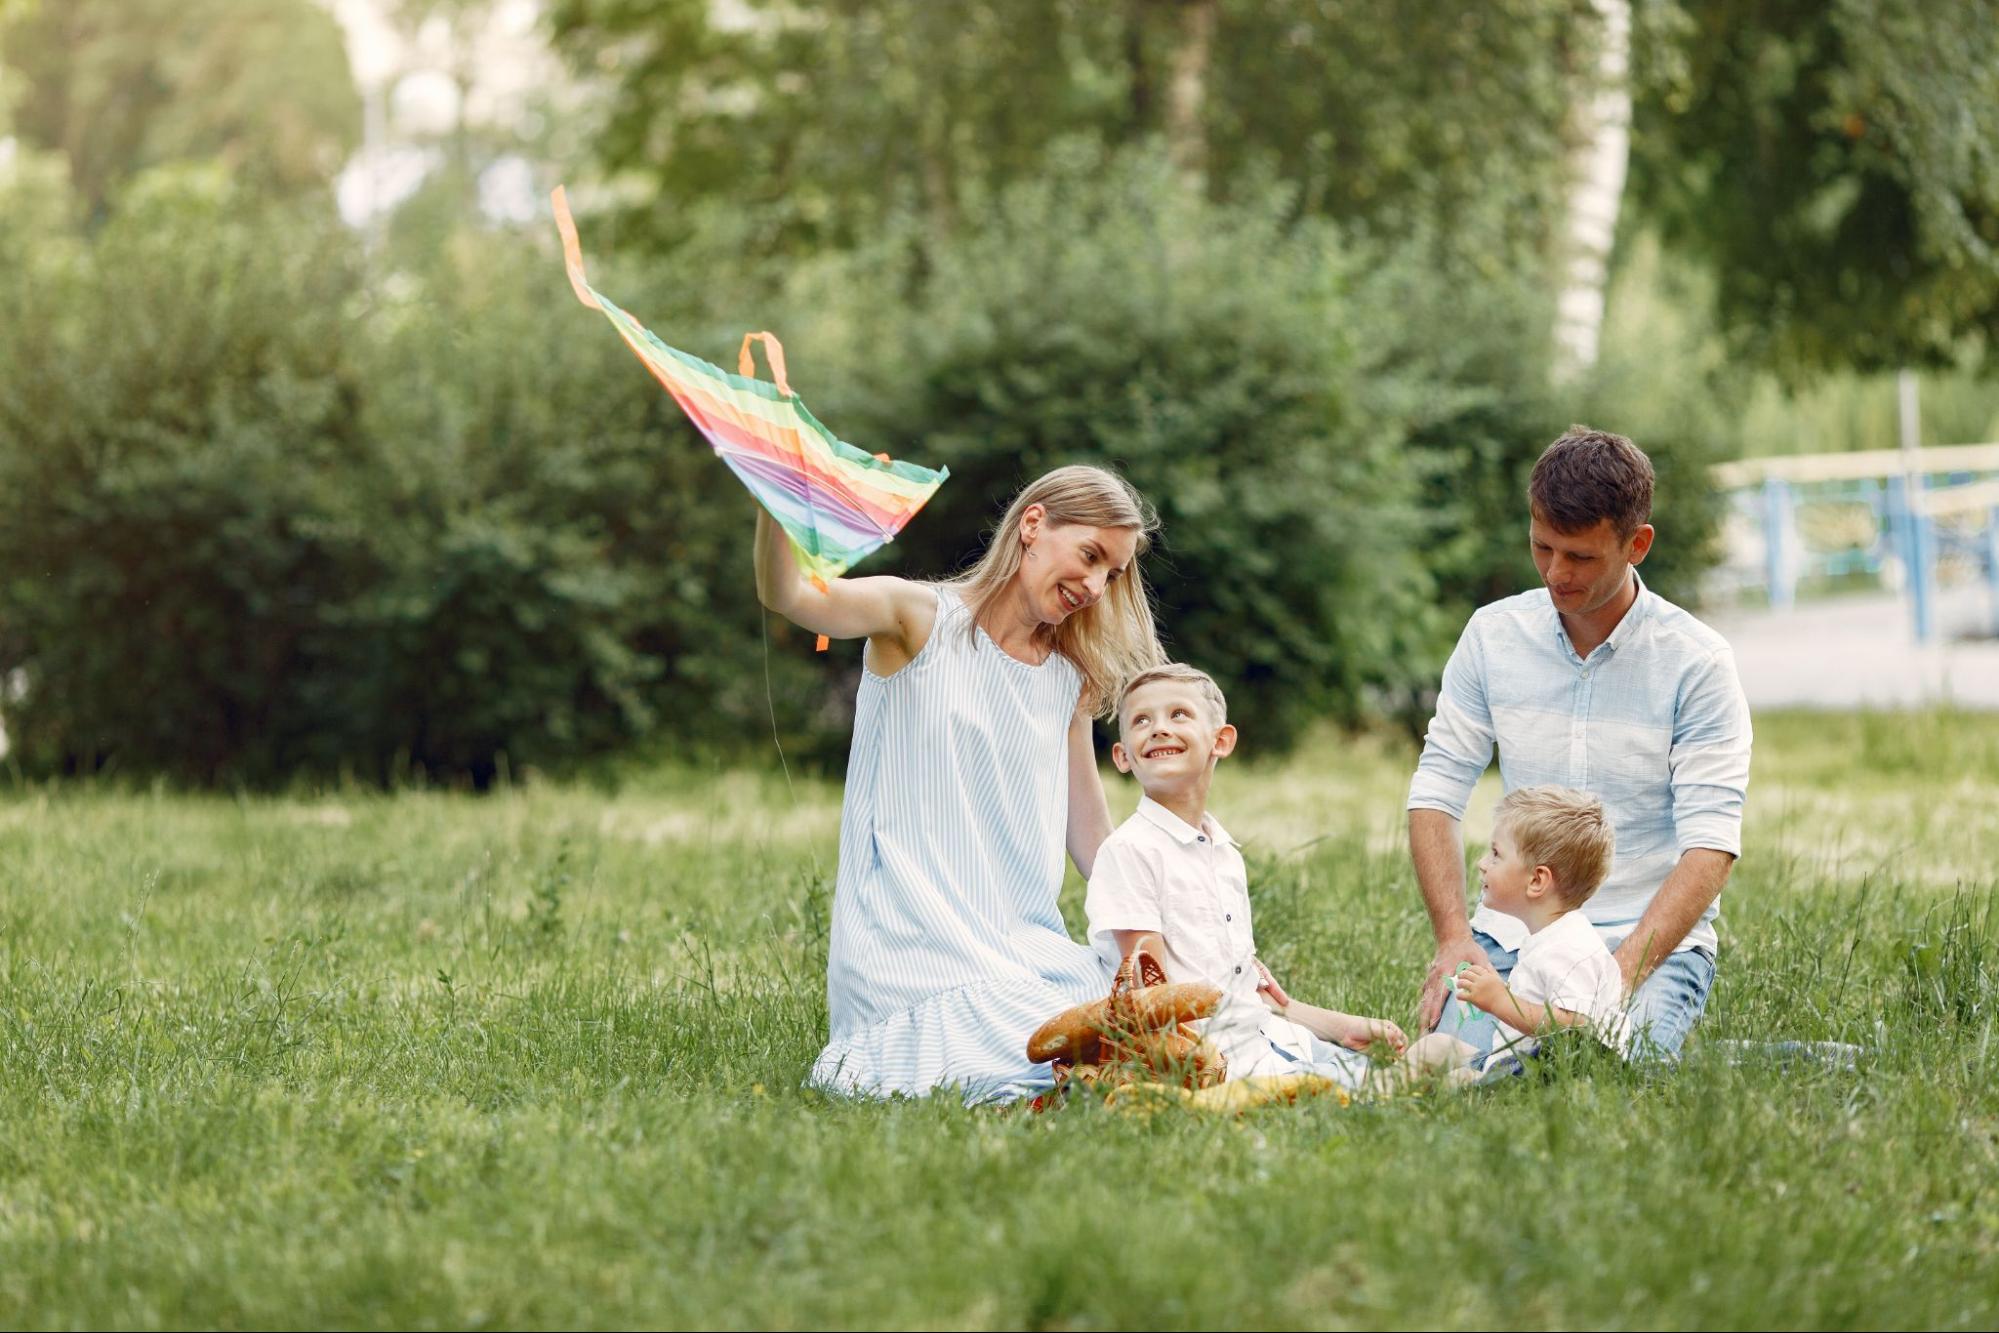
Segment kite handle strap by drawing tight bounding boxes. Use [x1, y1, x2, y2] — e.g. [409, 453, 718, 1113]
[738, 333, 794, 398]
[807, 572, 830, 652]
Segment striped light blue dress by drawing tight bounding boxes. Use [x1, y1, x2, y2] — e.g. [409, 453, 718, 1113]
[810, 586, 1111, 1103]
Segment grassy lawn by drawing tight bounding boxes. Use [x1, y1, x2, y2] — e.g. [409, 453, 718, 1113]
[2, 710, 1996, 1328]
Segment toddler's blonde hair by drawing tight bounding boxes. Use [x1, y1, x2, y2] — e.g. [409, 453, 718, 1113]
[1495, 785, 1615, 907]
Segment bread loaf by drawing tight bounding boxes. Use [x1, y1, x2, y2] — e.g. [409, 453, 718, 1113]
[1116, 981, 1221, 1028]
[1026, 999, 1108, 1064]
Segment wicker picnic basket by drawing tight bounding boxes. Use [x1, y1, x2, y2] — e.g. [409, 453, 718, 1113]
[1025, 945, 1226, 1092]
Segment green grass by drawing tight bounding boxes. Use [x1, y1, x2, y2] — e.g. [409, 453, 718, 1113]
[2, 711, 1997, 1328]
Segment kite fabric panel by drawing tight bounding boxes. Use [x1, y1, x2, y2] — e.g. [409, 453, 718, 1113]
[550, 186, 948, 594]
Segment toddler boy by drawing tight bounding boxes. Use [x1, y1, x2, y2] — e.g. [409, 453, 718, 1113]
[1402, 785, 1630, 1083]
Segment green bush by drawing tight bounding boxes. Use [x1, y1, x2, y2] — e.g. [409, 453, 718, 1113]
[338, 221, 812, 780]
[0, 169, 801, 783]
[0, 168, 370, 780]
[0, 151, 1732, 784]
[782, 147, 1432, 744]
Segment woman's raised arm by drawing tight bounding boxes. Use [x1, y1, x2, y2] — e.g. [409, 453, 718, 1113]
[754, 509, 935, 659]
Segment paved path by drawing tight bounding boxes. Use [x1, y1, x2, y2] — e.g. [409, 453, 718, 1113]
[1708, 583, 1999, 709]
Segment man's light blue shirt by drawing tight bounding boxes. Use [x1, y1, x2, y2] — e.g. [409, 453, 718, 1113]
[1407, 574, 1752, 955]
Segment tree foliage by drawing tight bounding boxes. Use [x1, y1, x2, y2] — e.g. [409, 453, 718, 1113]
[0, 168, 791, 783]
[0, 2, 1756, 781]
[1632, 0, 1999, 372]
[785, 147, 1434, 739]
[1, 0, 361, 215]
[547, 0, 1130, 250]
[547, 0, 1587, 269]
[1208, 0, 1584, 253]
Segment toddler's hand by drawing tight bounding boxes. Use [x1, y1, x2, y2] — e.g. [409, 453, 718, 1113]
[1455, 962, 1507, 1015]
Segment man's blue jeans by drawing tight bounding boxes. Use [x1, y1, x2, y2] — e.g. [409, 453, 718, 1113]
[1434, 929, 1717, 1061]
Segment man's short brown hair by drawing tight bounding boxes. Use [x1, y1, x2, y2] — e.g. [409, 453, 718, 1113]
[1495, 785, 1615, 908]
[1118, 663, 1229, 730]
[1528, 426, 1654, 538]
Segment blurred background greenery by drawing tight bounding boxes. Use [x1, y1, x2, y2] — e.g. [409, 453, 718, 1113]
[0, 0, 1995, 784]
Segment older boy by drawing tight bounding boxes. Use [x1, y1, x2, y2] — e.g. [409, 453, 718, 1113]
[1409, 427, 1752, 1060]
[1085, 664, 1405, 1086]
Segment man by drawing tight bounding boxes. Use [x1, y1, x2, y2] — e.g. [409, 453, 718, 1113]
[1408, 427, 1752, 1059]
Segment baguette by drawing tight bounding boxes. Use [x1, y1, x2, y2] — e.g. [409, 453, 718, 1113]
[1026, 999, 1109, 1064]
[1115, 981, 1222, 1029]
[1025, 979, 1224, 1064]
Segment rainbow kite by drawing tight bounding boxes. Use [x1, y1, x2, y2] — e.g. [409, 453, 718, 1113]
[551, 186, 947, 602]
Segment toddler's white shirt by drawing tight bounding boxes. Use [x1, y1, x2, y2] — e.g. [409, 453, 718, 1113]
[1487, 909, 1632, 1062]
[1084, 796, 1304, 1078]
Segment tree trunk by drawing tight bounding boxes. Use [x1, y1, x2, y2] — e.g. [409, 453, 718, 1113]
[1164, 0, 1214, 188]
[919, 97, 957, 237]
[1551, 0, 1631, 383]
[1125, 0, 1152, 128]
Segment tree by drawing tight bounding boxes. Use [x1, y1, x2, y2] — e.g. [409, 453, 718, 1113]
[0, 0, 360, 215]
[1631, 0, 1999, 372]
[1206, 1, 1584, 255]
[1146, 0, 1217, 188]
[370, 0, 578, 247]
[550, 0, 1588, 268]
[1551, 0, 1632, 381]
[547, 0, 1130, 250]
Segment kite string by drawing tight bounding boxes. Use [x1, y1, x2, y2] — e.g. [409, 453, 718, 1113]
[759, 604, 831, 909]
[759, 604, 796, 804]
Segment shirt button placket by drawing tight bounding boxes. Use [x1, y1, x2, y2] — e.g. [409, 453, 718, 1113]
[1570, 668, 1592, 787]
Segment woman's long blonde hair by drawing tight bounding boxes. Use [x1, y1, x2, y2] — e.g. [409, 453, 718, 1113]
[946, 465, 1164, 717]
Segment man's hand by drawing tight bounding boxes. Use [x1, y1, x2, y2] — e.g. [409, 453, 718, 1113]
[1420, 936, 1490, 1032]
[1611, 938, 1645, 998]
[1329, 1013, 1408, 1056]
[1253, 958, 1292, 1011]
[1454, 961, 1509, 1018]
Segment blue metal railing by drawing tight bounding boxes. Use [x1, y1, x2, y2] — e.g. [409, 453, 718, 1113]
[1719, 448, 1999, 642]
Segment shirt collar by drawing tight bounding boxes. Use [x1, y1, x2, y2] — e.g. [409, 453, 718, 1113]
[1135, 794, 1236, 848]
[1601, 569, 1653, 652]
[1519, 907, 1595, 955]
[1544, 569, 1652, 657]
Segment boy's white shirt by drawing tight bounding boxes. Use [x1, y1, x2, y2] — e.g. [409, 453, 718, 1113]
[1083, 795, 1315, 1079]
[1485, 908, 1632, 1063]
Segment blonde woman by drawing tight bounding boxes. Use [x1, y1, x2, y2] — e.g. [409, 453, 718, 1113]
[756, 465, 1164, 1102]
